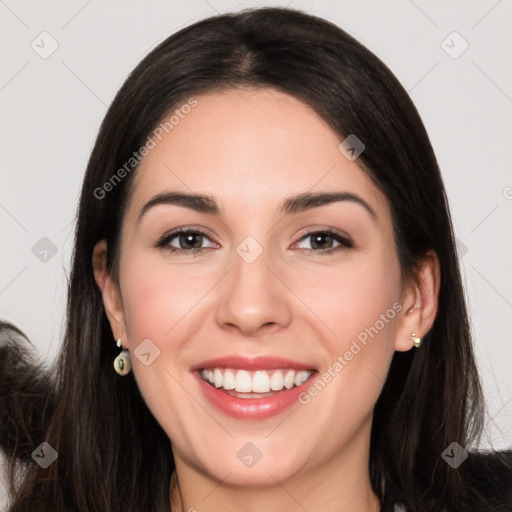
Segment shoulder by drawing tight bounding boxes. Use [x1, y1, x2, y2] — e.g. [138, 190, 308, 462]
[388, 450, 512, 512]
[462, 449, 512, 510]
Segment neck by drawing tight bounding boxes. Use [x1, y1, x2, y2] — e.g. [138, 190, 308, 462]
[170, 468, 380, 512]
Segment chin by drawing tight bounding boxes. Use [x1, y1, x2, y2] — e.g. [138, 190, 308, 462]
[193, 437, 309, 487]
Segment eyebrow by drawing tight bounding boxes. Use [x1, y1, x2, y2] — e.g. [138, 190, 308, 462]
[138, 191, 377, 222]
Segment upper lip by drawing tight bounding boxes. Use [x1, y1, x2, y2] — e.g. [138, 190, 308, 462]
[190, 355, 316, 372]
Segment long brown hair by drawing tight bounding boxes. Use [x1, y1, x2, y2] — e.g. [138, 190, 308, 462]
[1, 7, 510, 511]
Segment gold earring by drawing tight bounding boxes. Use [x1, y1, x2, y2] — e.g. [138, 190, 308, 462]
[411, 333, 422, 348]
[113, 338, 131, 375]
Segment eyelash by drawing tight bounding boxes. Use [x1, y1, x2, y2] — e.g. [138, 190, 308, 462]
[155, 227, 354, 256]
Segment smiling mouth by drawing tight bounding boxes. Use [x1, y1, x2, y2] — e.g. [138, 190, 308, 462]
[199, 368, 316, 398]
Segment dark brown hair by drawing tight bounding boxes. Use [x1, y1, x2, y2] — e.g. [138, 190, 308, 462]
[1, 7, 510, 512]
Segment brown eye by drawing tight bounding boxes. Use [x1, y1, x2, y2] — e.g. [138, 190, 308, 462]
[295, 229, 353, 254]
[156, 229, 216, 254]
[175, 232, 204, 250]
[309, 233, 336, 250]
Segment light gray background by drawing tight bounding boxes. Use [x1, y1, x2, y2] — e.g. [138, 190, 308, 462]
[1, 0, 511, 465]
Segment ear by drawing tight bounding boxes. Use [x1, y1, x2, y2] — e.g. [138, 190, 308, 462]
[394, 249, 441, 351]
[92, 239, 128, 346]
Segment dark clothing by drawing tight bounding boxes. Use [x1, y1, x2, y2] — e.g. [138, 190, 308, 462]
[382, 450, 512, 511]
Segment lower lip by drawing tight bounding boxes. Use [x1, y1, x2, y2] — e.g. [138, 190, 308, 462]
[193, 371, 316, 420]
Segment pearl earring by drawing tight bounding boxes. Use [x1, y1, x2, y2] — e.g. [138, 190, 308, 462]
[411, 333, 422, 348]
[113, 338, 131, 375]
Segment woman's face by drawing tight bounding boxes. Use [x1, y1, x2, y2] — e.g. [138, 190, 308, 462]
[99, 87, 423, 489]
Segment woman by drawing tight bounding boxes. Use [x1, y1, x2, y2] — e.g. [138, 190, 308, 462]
[1, 6, 510, 512]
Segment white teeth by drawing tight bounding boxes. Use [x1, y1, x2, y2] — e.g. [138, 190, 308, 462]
[223, 369, 235, 390]
[294, 370, 309, 387]
[213, 368, 223, 388]
[200, 367, 313, 393]
[269, 370, 284, 391]
[234, 370, 252, 392]
[284, 370, 295, 389]
[252, 371, 270, 393]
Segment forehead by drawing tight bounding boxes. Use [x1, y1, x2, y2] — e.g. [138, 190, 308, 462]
[128, 87, 389, 219]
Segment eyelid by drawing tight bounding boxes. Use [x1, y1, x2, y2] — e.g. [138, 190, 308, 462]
[155, 226, 218, 249]
[292, 225, 353, 244]
[155, 225, 354, 254]
[157, 224, 217, 241]
[291, 229, 354, 253]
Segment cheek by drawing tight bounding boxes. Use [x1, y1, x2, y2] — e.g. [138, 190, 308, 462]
[294, 267, 400, 434]
[116, 257, 207, 435]
[296, 251, 402, 409]
[298, 252, 402, 350]
[120, 257, 210, 345]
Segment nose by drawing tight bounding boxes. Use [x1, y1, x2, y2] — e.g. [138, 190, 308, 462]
[215, 244, 293, 337]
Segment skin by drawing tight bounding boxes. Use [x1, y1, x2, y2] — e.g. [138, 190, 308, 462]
[93, 87, 440, 512]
